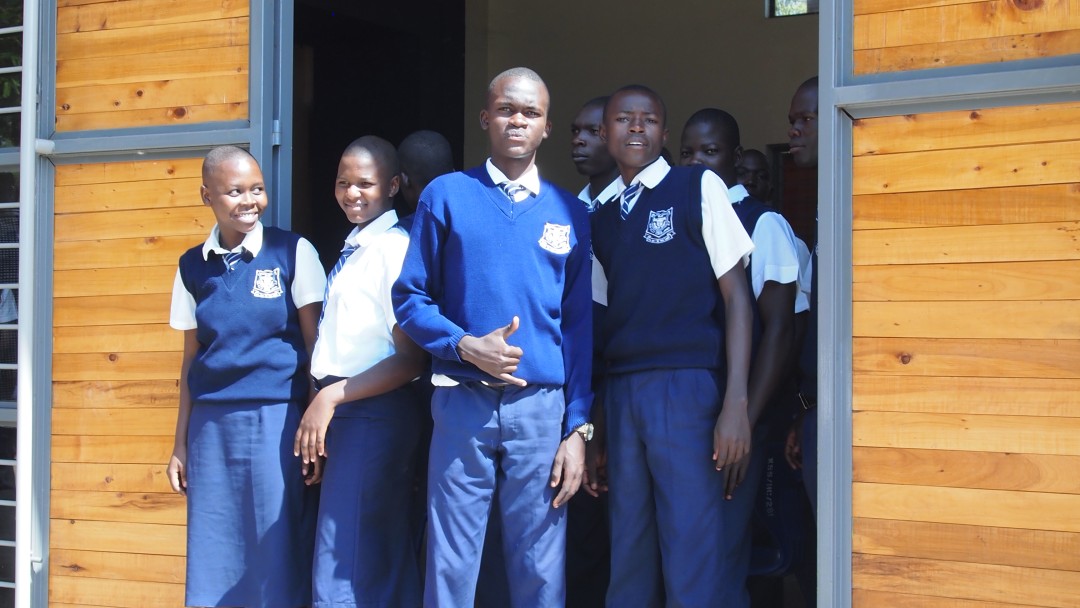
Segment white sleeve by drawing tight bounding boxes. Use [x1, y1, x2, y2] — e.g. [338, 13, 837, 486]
[794, 237, 812, 313]
[169, 268, 197, 330]
[381, 231, 410, 332]
[700, 171, 755, 279]
[291, 237, 328, 308]
[748, 212, 801, 300]
[591, 250, 608, 306]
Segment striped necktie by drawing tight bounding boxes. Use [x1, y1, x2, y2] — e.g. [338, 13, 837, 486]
[500, 181, 530, 203]
[222, 249, 244, 272]
[620, 182, 642, 220]
[317, 244, 358, 331]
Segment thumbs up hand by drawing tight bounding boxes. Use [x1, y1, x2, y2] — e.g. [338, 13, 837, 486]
[456, 316, 528, 386]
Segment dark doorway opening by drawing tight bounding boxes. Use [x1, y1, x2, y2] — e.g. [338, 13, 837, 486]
[291, 0, 466, 268]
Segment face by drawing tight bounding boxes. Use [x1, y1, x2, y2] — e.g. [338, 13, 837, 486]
[788, 85, 819, 168]
[678, 121, 740, 179]
[601, 90, 668, 175]
[201, 155, 268, 248]
[480, 76, 552, 164]
[736, 151, 772, 201]
[570, 103, 614, 178]
[335, 151, 400, 227]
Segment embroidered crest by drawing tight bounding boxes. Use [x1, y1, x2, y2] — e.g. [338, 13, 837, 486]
[644, 207, 676, 244]
[251, 268, 284, 299]
[538, 222, 572, 254]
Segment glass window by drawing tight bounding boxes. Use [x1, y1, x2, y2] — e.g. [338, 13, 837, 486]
[771, 0, 819, 17]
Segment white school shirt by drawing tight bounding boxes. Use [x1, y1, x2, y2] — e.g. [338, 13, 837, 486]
[169, 221, 326, 330]
[579, 179, 620, 304]
[794, 236, 812, 314]
[577, 179, 620, 212]
[310, 210, 409, 380]
[727, 184, 807, 313]
[486, 158, 541, 196]
[593, 157, 754, 304]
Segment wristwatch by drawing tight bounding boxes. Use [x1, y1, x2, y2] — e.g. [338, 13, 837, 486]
[573, 422, 594, 442]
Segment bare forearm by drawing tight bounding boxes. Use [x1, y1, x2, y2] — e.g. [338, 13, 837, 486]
[320, 353, 425, 409]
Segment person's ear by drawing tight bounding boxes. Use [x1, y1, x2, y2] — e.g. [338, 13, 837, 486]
[543, 118, 552, 140]
[200, 185, 211, 206]
[661, 128, 669, 147]
[734, 145, 744, 166]
[389, 174, 401, 198]
[479, 109, 490, 131]
[599, 124, 608, 143]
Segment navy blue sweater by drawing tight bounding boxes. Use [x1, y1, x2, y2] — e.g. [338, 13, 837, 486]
[592, 165, 727, 374]
[179, 227, 309, 405]
[392, 167, 593, 434]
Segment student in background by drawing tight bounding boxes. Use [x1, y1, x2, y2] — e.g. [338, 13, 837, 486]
[167, 146, 325, 608]
[396, 129, 456, 225]
[737, 148, 774, 204]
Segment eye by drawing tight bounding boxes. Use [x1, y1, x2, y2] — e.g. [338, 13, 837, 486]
[679, 149, 691, 159]
[646, 117, 659, 124]
[616, 116, 629, 123]
[252, 187, 264, 195]
[589, 128, 601, 136]
[706, 148, 719, 156]
[228, 189, 241, 196]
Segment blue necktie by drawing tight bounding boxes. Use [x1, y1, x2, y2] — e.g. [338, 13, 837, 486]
[620, 182, 641, 220]
[500, 181, 530, 203]
[222, 250, 244, 272]
[317, 244, 358, 332]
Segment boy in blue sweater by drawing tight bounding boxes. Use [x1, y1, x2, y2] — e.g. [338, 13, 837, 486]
[591, 85, 755, 608]
[392, 66, 593, 608]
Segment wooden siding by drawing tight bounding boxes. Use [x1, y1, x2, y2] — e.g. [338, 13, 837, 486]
[50, 158, 211, 607]
[851, 102, 1080, 606]
[54, 0, 250, 132]
[853, 0, 1080, 75]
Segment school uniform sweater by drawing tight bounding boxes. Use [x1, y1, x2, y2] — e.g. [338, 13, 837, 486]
[179, 227, 308, 405]
[592, 165, 728, 374]
[392, 166, 593, 433]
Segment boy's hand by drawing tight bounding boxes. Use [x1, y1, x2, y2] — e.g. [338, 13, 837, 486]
[304, 455, 324, 486]
[712, 403, 751, 471]
[167, 447, 187, 495]
[550, 432, 585, 508]
[457, 316, 527, 387]
[294, 392, 336, 467]
[584, 427, 608, 497]
[785, 422, 803, 470]
[723, 453, 751, 500]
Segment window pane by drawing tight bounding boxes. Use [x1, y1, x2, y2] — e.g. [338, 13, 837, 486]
[0, 2, 20, 29]
[0, 74, 17, 109]
[0, 172, 14, 204]
[772, 0, 818, 17]
[0, 115, 15, 149]
[0, 34, 18, 70]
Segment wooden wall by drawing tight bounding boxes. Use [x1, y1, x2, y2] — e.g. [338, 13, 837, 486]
[55, 0, 249, 132]
[49, 157, 210, 607]
[849, 101, 1080, 606]
[853, 0, 1080, 75]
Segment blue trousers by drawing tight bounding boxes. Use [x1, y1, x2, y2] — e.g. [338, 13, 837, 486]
[313, 386, 423, 608]
[425, 383, 566, 608]
[605, 369, 750, 608]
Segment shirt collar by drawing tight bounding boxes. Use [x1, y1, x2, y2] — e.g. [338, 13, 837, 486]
[577, 178, 620, 208]
[344, 209, 400, 249]
[727, 184, 749, 203]
[486, 158, 541, 196]
[617, 156, 670, 193]
[202, 221, 264, 260]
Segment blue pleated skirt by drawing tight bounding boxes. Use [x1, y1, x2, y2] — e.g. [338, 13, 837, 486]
[185, 401, 317, 608]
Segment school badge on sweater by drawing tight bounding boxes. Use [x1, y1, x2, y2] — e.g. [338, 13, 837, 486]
[644, 207, 676, 244]
[538, 223, 572, 254]
[251, 268, 285, 298]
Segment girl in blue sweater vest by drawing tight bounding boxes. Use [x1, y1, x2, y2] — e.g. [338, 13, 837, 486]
[167, 146, 326, 608]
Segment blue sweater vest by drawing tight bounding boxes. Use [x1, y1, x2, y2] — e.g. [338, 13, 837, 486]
[393, 167, 594, 431]
[179, 227, 308, 405]
[592, 165, 727, 373]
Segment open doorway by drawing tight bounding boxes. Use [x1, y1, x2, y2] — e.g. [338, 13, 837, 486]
[291, 0, 466, 268]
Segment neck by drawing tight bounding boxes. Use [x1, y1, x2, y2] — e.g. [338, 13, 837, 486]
[718, 167, 737, 186]
[588, 167, 619, 199]
[219, 229, 245, 251]
[491, 155, 536, 182]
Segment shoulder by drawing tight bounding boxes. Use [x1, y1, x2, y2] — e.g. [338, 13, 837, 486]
[262, 226, 303, 247]
[178, 243, 205, 271]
